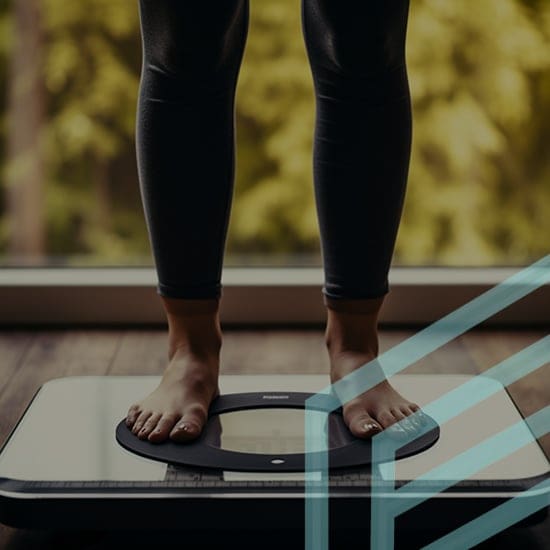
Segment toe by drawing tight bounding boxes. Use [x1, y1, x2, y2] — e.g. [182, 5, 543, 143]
[137, 413, 162, 440]
[126, 404, 141, 428]
[148, 413, 180, 443]
[408, 403, 428, 425]
[412, 407, 429, 427]
[346, 411, 382, 439]
[169, 420, 202, 442]
[169, 405, 207, 442]
[376, 409, 408, 440]
[402, 406, 422, 430]
[132, 410, 152, 435]
[392, 407, 416, 434]
[376, 409, 397, 429]
[390, 407, 406, 422]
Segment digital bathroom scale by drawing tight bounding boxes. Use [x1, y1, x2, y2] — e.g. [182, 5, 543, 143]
[0, 374, 548, 534]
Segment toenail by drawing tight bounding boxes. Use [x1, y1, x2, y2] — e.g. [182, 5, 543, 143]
[154, 429, 161, 434]
[363, 423, 381, 433]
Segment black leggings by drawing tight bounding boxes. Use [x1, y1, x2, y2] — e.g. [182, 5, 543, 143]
[136, 0, 412, 301]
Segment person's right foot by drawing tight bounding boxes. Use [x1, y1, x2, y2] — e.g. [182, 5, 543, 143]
[125, 296, 222, 443]
[125, 345, 220, 443]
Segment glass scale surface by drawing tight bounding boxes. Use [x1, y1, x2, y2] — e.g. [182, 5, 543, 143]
[0, 374, 548, 531]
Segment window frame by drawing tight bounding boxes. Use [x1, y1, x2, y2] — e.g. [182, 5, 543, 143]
[0, 267, 547, 326]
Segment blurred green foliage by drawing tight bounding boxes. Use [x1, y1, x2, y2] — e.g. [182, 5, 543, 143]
[0, 0, 549, 266]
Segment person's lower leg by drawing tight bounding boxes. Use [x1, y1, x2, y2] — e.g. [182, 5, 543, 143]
[302, 0, 423, 438]
[126, 1, 249, 443]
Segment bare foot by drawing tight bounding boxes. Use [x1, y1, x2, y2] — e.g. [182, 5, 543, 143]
[125, 297, 222, 443]
[125, 347, 220, 443]
[329, 350, 424, 440]
[325, 296, 425, 440]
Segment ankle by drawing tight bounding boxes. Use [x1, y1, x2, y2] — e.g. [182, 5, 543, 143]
[326, 323, 380, 383]
[325, 298, 383, 359]
[325, 329, 379, 359]
[168, 335, 222, 362]
[161, 297, 223, 360]
[325, 334, 379, 360]
[168, 320, 223, 359]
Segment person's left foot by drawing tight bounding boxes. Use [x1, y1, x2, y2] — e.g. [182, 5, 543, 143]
[329, 349, 424, 439]
[325, 300, 425, 440]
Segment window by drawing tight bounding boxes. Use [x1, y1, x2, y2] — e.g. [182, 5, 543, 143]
[1, 1, 548, 324]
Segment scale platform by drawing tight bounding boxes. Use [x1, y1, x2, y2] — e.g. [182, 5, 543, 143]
[0, 374, 548, 534]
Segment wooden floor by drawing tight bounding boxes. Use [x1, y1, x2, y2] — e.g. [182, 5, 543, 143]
[0, 326, 548, 549]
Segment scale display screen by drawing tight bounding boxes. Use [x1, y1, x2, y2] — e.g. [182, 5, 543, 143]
[209, 408, 349, 454]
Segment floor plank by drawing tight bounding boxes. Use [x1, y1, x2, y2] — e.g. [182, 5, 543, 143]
[221, 328, 329, 374]
[107, 329, 169, 376]
[0, 331, 36, 398]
